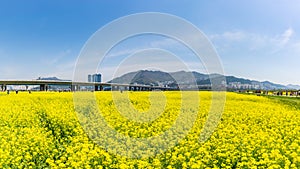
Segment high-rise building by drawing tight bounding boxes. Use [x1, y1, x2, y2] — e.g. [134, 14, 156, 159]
[88, 74, 92, 82]
[88, 73, 102, 82]
[93, 74, 101, 82]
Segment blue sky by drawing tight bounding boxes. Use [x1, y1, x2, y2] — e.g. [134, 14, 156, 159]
[0, 1, 300, 85]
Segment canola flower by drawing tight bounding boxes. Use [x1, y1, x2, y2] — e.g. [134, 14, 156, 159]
[0, 91, 299, 168]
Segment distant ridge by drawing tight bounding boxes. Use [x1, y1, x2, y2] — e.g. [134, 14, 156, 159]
[37, 77, 71, 81]
[287, 84, 300, 90]
[109, 70, 298, 90]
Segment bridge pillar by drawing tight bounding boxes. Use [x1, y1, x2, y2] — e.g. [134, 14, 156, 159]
[95, 85, 103, 91]
[1, 84, 6, 91]
[113, 86, 119, 91]
[40, 84, 48, 91]
[71, 85, 80, 91]
[71, 85, 75, 91]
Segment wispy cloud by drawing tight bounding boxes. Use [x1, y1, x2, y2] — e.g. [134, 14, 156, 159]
[105, 38, 182, 59]
[210, 31, 246, 41]
[106, 48, 141, 58]
[210, 28, 297, 53]
[208, 28, 300, 85]
[0, 65, 20, 79]
[46, 49, 72, 65]
[277, 27, 294, 46]
[44, 59, 76, 80]
[150, 38, 181, 48]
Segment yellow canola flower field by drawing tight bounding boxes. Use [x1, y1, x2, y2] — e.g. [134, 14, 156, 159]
[0, 91, 299, 168]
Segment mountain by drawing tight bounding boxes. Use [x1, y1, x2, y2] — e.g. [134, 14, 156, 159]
[109, 70, 178, 87]
[110, 70, 170, 85]
[169, 71, 208, 84]
[109, 70, 297, 90]
[260, 81, 286, 90]
[286, 84, 300, 90]
[37, 77, 71, 81]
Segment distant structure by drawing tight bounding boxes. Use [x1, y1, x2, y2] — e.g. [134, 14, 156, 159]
[88, 73, 102, 83]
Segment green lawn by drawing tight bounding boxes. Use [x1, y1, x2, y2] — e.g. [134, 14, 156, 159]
[264, 95, 300, 110]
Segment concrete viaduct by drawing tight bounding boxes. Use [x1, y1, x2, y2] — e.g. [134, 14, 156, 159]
[0, 80, 176, 92]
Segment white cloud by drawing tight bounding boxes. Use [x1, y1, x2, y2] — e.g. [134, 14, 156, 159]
[210, 31, 247, 41]
[210, 28, 298, 54]
[106, 38, 183, 59]
[44, 49, 72, 65]
[278, 27, 294, 46]
[292, 41, 300, 53]
[222, 31, 246, 41]
[150, 38, 181, 48]
[208, 28, 300, 85]
[106, 48, 140, 58]
[0, 66, 19, 79]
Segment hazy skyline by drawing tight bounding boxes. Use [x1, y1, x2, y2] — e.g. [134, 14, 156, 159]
[1, 1, 300, 85]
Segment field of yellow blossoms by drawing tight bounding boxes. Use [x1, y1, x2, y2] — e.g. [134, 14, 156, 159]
[0, 91, 299, 168]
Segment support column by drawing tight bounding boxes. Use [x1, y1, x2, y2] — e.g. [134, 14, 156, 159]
[40, 84, 48, 91]
[71, 85, 75, 91]
[94, 85, 103, 91]
[1, 84, 5, 91]
[95, 85, 100, 91]
[71, 85, 80, 91]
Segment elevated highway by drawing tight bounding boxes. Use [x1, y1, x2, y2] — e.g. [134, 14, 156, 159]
[0, 80, 176, 91]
